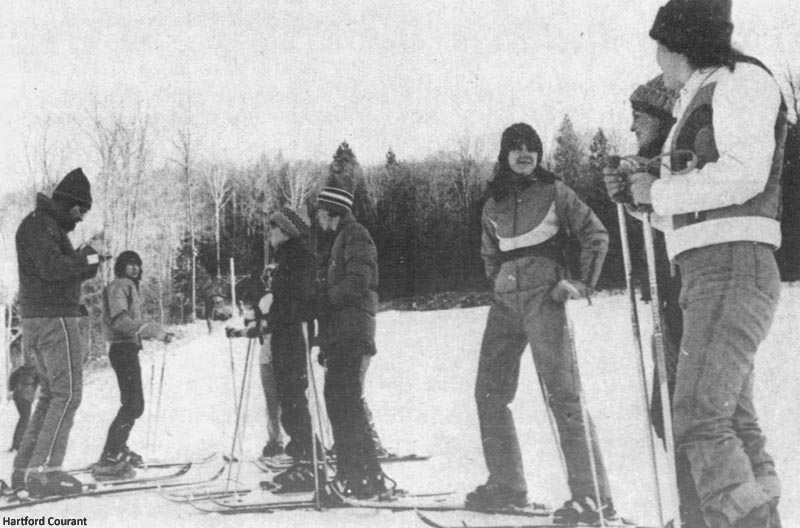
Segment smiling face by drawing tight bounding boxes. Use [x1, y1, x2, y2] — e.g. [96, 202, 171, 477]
[507, 144, 538, 176]
[124, 262, 141, 280]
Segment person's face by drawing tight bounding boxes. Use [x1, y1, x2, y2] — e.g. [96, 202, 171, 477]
[630, 110, 663, 150]
[68, 205, 89, 224]
[124, 263, 140, 280]
[269, 225, 290, 248]
[316, 208, 337, 232]
[656, 43, 688, 90]
[507, 144, 538, 176]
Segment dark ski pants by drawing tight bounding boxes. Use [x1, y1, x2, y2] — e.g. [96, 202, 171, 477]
[673, 242, 780, 523]
[359, 355, 384, 452]
[14, 317, 83, 473]
[324, 339, 381, 480]
[475, 293, 611, 499]
[12, 396, 33, 451]
[272, 324, 313, 459]
[102, 342, 144, 456]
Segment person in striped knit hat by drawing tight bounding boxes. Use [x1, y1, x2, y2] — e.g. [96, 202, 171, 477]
[314, 181, 394, 500]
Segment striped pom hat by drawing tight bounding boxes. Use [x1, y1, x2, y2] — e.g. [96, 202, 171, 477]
[317, 186, 354, 216]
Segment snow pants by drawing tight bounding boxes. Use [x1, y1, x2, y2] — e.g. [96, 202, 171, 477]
[324, 339, 382, 480]
[475, 291, 610, 500]
[14, 317, 83, 473]
[359, 355, 384, 452]
[102, 342, 144, 456]
[271, 324, 313, 459]
[259, 362, 283, 445]
[673, 242, 780, 523]
[12, 397, 33, 452]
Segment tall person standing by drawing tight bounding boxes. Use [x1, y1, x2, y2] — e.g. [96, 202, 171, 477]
[11, 168, 104, 497]
[469, 123, 613, 525]
[629, 1, 787, 525]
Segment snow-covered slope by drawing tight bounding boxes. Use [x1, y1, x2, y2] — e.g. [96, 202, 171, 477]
[1, 285, 798, 527]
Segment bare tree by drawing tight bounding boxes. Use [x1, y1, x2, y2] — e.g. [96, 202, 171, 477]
[172, 128, 197, 321]
[23, 116, 67, 198]
[202, 162, 233, 278]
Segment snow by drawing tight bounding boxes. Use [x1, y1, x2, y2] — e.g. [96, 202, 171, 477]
[2, 285, 799, 528]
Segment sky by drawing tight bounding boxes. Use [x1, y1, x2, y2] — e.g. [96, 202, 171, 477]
[1, 0, 799, 192]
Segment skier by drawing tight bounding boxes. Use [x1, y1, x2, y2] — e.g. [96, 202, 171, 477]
[469, 123, 613, 524]
[11, 168, 104, 497]
[261, 207, 318, 491]
[314, 180, 393, 500]
[92, 250, 172, 480]
[604, 75, 708, 527]
[8, 334, 39, 453]
[626, 1, 786, 525]
[227, 267, 285, 459]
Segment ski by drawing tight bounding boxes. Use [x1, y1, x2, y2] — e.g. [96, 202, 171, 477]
[330, 486, 551, 516]
[255, 453, 430, 472]
[0, 464, 223, 511]
[160, 486, 253, 503]
[67, 451, 217, 474]
[416, 510, 657, 528]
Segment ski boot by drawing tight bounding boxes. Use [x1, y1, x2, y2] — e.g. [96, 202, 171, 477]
[272, 463, 317, 493]
[553, 496, 616, 525]
[330, 470, 394, 501]
[465, 481, 529, 511]
[261, 439, 284, 458]
[92, 453, 136, 481]
[118, 445, 145, 467]
[25, 470, 82, 498]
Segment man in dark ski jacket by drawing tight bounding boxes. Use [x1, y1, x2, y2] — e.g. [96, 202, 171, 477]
[314, 183, 391, 500]
[11, 168, 105, 497]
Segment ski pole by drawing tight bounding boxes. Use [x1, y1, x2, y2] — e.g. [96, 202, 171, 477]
[608, 154, 666, 527]
[227, 337, 239, 418]
[302, 322, 323, 511]
[643, 214, 682, 528]
[145, 346, 156, 452]
[563, 304, 606, 527]
[536, 372, 568, 485]
[232, 338, 256, 488]
[151, 342, 169, 453]
[226, 337, 254, 488]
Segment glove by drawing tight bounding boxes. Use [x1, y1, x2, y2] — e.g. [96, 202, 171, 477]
[629, 172, 657, 207]
[245, 326, 261, 339]
[225, 327, 245, 338]
[550, 279, 589, 303]
[602, 167, 630, 203]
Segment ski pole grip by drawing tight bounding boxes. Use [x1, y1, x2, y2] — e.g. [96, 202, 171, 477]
[605, 155, 630, 202]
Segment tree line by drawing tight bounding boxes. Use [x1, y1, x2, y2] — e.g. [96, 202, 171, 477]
[1, 87, 798, 362]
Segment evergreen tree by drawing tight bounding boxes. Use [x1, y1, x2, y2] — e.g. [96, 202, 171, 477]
[552, 114, 585, 189]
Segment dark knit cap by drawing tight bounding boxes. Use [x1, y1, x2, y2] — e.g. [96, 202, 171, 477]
[52, 168, 92, 210]
[269, 207, 309, 238]
[630, 75, 678, 120]
[498, 123, 543, 166]
[114, 250, 142, 278]
[649, 0, 733, 56]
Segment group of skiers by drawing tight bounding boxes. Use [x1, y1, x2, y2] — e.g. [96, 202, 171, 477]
[6, 0, 787, 526]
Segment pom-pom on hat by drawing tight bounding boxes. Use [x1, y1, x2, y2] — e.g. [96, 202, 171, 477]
[52, 168, 92, 210]
[649, 0, 733, 56]
[269, 207, 309, 238]
[630, 74, 678, 121]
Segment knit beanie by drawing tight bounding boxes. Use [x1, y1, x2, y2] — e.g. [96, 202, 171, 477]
[649, 0, 733, 56]
[114, 250, 143, 278]
[52, 168, 92, 210]
[317, 187, 354, 216]
[498, 123, 543, 166]
[269, 207, 309, 238]
[630, 75, 678, 121]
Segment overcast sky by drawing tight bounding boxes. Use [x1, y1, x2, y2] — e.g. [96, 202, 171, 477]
[1, 0, 799, 192]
